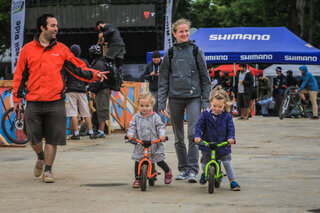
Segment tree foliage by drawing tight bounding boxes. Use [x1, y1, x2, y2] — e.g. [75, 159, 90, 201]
[173, 0, 320, 48]
[0, 0, 11, 55]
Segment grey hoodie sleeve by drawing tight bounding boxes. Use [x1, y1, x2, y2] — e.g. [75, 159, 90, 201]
[197, 49, 211, 109]
[154, 114, 166, 137]
[127, 115, 137, 137]
[158, 51, 170, 110]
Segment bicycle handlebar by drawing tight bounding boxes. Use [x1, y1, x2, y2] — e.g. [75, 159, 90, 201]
[124, 136, 168, 147]
[198, 140, 230, 150]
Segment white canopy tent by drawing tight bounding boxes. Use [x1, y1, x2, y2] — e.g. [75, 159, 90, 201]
[264, 64, 320, 77]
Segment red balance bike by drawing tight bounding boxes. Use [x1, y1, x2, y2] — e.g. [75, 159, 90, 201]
[125, 136, 168, 191]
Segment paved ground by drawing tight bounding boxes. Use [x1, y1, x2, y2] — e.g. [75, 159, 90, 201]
[0, 116, 320, 213]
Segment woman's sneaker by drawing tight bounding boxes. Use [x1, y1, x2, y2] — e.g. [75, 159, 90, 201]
[188, 172, 197, 183]
[230, 181, 241, 191]
[175, 171, 188, 180]
[199, 173, 206, 185]
[164, 169, 173, 184]
[132, 180, 140, 188]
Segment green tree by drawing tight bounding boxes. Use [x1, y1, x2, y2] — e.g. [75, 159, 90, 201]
[0, 0, 11, 55]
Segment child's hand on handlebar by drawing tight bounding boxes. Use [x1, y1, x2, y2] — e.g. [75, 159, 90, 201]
[194, 137, 201, 143]
[160, 136, 166, 142]
[228, 138, 235, 145]
[127, 135, 134, 141]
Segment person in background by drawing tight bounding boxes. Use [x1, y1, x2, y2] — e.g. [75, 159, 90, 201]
[88, 45, 111, 138]
[143, 50, 165, 123]
[66, 44, 96, 140]
[95, 20, 126, 69]
[286, 70, 298, 88]
[256, 74, 272, 116]
[273, 66, 287, 115]
[296, 65, 319, 119]
[233, 63, 253, 120]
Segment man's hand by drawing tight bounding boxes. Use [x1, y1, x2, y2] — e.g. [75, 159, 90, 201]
[160, 109, 166, 116]
[14, 103, 22, 112]
[98, 32, 103, 39]
[150, 71, 155, 76]
[97, 71, 109, 82]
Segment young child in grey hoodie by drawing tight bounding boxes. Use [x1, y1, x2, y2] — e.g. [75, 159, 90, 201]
[127, 92, 173, 188]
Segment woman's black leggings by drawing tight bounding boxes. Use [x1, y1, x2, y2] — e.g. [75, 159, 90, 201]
[135, 160, 170, 179]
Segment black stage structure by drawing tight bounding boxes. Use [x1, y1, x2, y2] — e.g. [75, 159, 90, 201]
[24, 0, 165, 64]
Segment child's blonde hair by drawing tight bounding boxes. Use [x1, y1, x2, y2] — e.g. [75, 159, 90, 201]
[137, 92, 155, 107]
[210, 86, 233, 112]
[172, 18, 191, 33]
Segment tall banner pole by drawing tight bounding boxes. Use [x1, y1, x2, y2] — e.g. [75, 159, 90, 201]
[11, 0, 25, 74]
[164, 0, 173, 50]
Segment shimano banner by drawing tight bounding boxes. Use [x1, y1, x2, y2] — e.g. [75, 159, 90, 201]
[147, 27, 320, 64]
[11, 0, 25, 73]
[164, 0, 173, 50]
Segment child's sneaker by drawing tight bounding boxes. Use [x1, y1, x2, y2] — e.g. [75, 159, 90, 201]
[132, 180, 140, 188]
[199, 173, 206, 185]
[230, 181, 241, 191]
[164, 169, 173, 184]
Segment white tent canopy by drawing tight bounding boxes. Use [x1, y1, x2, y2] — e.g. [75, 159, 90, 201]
[264, 64, 320, 77]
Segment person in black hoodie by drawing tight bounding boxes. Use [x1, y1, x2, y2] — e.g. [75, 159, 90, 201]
[273, 67, 287, 114]
[142, 51, 165, 123]
[286, 70, 298, 88]
[88, 45, 111, 138]
[66, 44, 96, 140]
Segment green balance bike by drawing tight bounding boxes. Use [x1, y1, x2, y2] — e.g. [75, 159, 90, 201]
[199, 140, 230, 194]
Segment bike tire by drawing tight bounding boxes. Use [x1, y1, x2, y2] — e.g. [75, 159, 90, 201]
[208, 165, 216, 194]
[279, 97, 290, 120]
[1, 107, 28, 144]
[140, 164, 148, 191]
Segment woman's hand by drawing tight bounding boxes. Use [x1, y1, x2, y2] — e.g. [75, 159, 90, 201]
[194, 137, 201, 143]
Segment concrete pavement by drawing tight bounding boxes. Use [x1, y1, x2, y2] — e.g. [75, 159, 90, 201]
[0, 116, 319, 213]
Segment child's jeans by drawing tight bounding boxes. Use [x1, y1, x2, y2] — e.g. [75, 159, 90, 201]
[200, 151, 235, 182]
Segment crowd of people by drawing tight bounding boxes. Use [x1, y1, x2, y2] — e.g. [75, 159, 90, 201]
[207, 64, 319, 120]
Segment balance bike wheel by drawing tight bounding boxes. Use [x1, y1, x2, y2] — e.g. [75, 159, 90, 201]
[208, 165, 216, 194]
[140, 164, 148, 191]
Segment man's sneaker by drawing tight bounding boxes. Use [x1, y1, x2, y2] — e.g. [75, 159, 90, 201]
[164, 169, 173, 184]
[132, 180, 140, 188]
[70, 135, 80, 140]
[188, 172, 197, 183]
[199, 173, 206, 185]
[96, 132, 106, 138]
[230, 181, 241, 191]
[34, 159, 45, 177]
[42, 170, 55, 183]
[310, 116, 319, 120]
[175, 171, 188, 180]
[89, 134, 97, 139]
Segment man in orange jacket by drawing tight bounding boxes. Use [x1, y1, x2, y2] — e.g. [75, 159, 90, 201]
[13, 13, 108, 183]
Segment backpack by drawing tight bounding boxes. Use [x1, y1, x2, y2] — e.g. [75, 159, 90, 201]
[101, 57, 123, 91]
[168, 43, 199, 70]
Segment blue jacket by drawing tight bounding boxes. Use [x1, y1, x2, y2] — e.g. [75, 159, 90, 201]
[195, 109, 235, 155]
[297, 65, 319, 92]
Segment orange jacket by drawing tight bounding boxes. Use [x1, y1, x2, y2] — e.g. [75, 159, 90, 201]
[13, 38, 100, 102]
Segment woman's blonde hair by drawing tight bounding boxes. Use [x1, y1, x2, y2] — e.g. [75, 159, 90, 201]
[172, 18, 191, 33]
[137, 92, 155, 107]
[210, 86, 233, 112]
